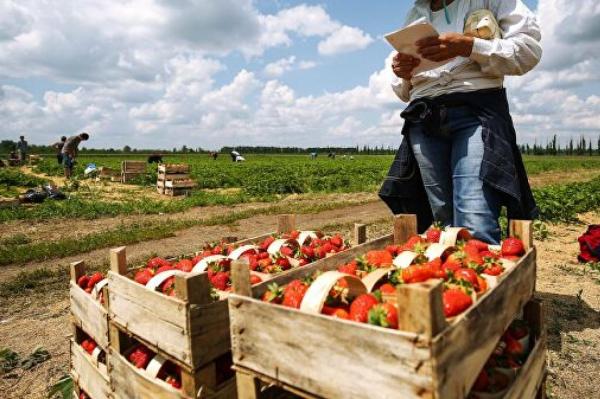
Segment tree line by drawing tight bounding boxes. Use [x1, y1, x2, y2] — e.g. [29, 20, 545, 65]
[519, 135, 600, 156]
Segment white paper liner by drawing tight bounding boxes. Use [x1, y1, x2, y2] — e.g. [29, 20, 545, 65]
[297, 231, 318, 246]
[439, 227, 471, 246]
[424, 243, 454, 260]
[228, 245, 259, 260]
[92, 278, 109, 300]
[361, 268, 393, 293]
[300, 271, 366, 314]
[393, 251, 419, 269]
[145, 353, 166, 378]
[192, 255, 227, 273]
[90, 346, 102, 366]
[145, 270, 180, 291]
[267, 238, 297, 256]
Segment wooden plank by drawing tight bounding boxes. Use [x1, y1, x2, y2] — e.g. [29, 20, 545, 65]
[70, 281, 110, 349]
[175, 273, 212, 305]
[229, 296, 433, 399]
[431, 248, 537, 398]
[158, 173, 190, 181]
[232, 260, 252, 297]
[187, 301, 232, 368]
[394, 214, 418, 244]
[397, 280, 447, 338]
[505, 299, 547, 399]
[236, 372, 260, 399]
[109, 350, 191, 399]
[353, 224, 367, 245]
[70, 261, 86, 282]
[277, 214, 296, 234]
[70, 340, 110, 399]
[110, 247, 128, 275]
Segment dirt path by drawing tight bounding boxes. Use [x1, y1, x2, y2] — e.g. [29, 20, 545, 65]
[1, 207, 599, 398]
[528, 169, 600, 188]
[0, 198, 385, 283]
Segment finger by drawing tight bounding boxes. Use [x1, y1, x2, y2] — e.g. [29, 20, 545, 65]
[394, 53, 417, 63]
[418, 46, 444, 57]
[393, 59, 419, 68]
[422, 53, 451, 62]
[416, 36, 441, 48]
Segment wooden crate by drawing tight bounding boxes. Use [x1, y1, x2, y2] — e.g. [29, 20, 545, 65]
[229, 215, 539, 399]
[165, 179, 197, 189]
[70, 262, 109, 349]
[122, 172, 145, 183]
[503, 299, 547, 399]
[158, 172, 191, 181]
[106, 215, 303, 371]
[70, 326, 111, 399]
[159, 164, 191, 174]
[122, 160, 147, 173]
[109, 322, 236, 399]
[164, 187, 193, 196]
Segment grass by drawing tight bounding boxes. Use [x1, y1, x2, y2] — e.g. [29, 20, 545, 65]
[0, 197, 376, 268]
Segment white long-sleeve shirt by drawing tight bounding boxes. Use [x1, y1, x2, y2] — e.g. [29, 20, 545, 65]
[392, 0, 542, 102]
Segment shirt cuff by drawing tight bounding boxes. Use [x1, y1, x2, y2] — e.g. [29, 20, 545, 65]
[391, 78, 411, 102]
[469, 37, 494, 64]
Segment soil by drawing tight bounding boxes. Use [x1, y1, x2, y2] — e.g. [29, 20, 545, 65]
[0, 204, 599, 398]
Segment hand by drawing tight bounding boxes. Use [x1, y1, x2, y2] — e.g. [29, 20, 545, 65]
[416, 33, 474, 62]
[392, 53, 420, 79]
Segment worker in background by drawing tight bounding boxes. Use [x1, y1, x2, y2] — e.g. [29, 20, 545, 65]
[52, 136, 67, 165]
[62, 132, 90, 179]
[16, 136, 28, 165]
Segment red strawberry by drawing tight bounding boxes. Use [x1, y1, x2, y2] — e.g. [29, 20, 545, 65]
[133, 268, 153, 285]
[261, 283, 283, 304]
[379, 283, 396, 294]
[483, 260, 504, 276]
[338, 261, 358, 276]
[298, 258, 309, 266]
[161, 276, 176, 296]
[128, 345, 153, 369]
[276, 257, 291, 270]
[282, 279, 308, 308]
[258, 251, 270, 260]
[463, 245, 484, 266]
[508, 320, 529, 340]
[501, 237, 525, 257]
[349, 294, 379, 323]
[280, 246, 294, 258]
[77, 275, 90, 289]
[473, 369, 490, 391]
[365, 250, 393, 267]
[315, 246, 327, 259]
[332, 308, 350, 319]
[87, 272, 104, 289]
[402, 264, 434, 284]
[301, 246, 315, 259]
[330, 236, 343, 248]
[454, 268, 479, 289]
[249, 274, 262, 285]
[175, 259, 194, 272]
[191, 255, 204, 265]
[385, 245, 402, 257]
[260, 236, 275, 250]
[505, 336, 525, 356]
[147, 257, 165, 270]
[401, 235, 425, 251]
[210, 272, 230, 291]
[426, 223, 443, 243]
[82, 339, 97, 355]
[442, 252, 464, 272]
[84, 287, 93, 293]
[156, 264, 174, 274]
[480, 250, 499, 260]
[466, 239, 489, 252]
[442, 289, 473, 318]
[322, 242, 333, 253]
[368, 303, 398, 329]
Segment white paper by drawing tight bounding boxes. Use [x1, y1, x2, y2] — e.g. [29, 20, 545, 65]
[384, 22, 447, 74]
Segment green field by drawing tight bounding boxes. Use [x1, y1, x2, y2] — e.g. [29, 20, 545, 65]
[1, 154, 600, 224]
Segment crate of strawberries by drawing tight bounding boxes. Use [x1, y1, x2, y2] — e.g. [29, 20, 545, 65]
[107, 215, 353, 372]
[229, 215, 537, 399]
[70, 327, 110, 399]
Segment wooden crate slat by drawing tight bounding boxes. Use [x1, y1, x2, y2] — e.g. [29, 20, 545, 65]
[229, 296, 432, 399]
[70, 281, 110, 349]
[431, 248, 537, 398]
[70, 340, 110, 399]
[158, 173, 190, 181]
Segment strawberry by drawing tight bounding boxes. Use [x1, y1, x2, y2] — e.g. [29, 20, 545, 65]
[249, 274, 262, 285]
[191, 255, 204, 266]
[349, 294, 379, 323]
[258, 251, 270, 260]
[483, 259, 504, 276]
[508, 320, 529, 340]
[175, 259, 194, 272]
[480, 250, 499, 260]
[385, 245, 402, 257]
[87, 272, 104, 289]
[315, 246, 327, 259]
[280, 246, 294, 258]
[400, 235, 425, 251]
[161, 276, 176, 296]
[505, 336, 525, 356]
[477, 275, 488, 293]
[442, 288, 473, 317]
[402, 264, 434, 284]
[365, 250, 393, 267]
[379, 283, 396, 294]
[156, 264, 175, 275]
[133, 269, 154, 285]
[282, 279, 308, 309]
[301, 246, 314, 259]
[330, 236, 343, 248]
[260, 236, 275, 250]
[426, 222, 443, 243]
[261, 283, 283, 304]
[322, 242, 333, 253]
[442, 252, 464, 272]
[210, 272, 230, 291]
[85, 287, 93, 293]
[331, 308, 350, 319]
[427, 257, 446, 279]
[81, 339, 97, 354]
[466, 239, 489, 252]
[473, 369, 490, 391]
[463, 245, 484, 266]
[338, 261, 357, 276]
[368, 303, 398, 329]
[128, 345, 153, 369]
[276, 257, 291, 270]
[298, 258, 309, 266]
[454, 268, 479, 290]
[501, 237, 525, 257]
[77, 275, 89, 289]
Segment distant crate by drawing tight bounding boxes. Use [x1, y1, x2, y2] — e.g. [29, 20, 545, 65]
[158, 164, 190, 174]
[98, 167, 119, 180]
[121, 160, 147, 173]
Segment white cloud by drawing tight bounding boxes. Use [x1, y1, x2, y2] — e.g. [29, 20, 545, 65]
[263, 56, 317, 77]
[318, 26, 374, 56]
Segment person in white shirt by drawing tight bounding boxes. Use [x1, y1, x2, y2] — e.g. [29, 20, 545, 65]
[386, 0, 541, 243]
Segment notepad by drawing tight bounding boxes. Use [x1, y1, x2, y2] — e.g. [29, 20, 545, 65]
[384, 22, 448, 74]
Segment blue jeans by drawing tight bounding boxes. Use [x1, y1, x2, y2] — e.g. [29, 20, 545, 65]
[409, 105, 501, 244]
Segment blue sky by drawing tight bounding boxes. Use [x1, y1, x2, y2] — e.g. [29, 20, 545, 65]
[0, 0, 598, 150]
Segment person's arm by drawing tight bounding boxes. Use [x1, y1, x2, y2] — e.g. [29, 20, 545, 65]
[469, 0, 542, 76]
[390, 8, 422, 103]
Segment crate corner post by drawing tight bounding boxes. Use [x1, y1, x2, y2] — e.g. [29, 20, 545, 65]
[354, 223, 367, 245]
[393, 214, 418, 244]
[277, 214, 296, 234]
[397, 279, 447, 338]
[109, 246, 127, 275]
[509, 219, 534, 250]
